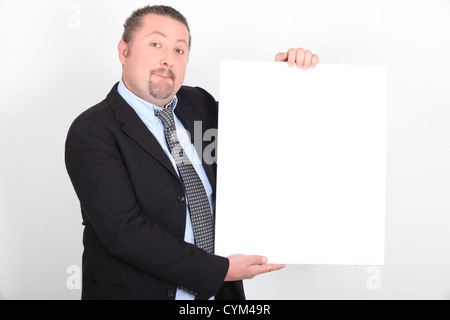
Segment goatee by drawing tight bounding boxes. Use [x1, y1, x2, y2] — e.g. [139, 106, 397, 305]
[148, 68, 176, 100]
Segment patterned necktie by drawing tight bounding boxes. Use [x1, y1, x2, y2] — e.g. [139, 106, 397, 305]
[155, 104, 214, 254]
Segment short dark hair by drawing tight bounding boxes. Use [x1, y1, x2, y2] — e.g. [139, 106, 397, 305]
[122, 5, 191, 50]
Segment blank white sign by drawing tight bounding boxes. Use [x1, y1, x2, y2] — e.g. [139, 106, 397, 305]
[215, 61, 386, 265]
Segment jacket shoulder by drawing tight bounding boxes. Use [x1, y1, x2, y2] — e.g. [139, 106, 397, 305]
[177, 86, 217, 106]
[176, 86, 218, 125]
[68, 98, 116, 135]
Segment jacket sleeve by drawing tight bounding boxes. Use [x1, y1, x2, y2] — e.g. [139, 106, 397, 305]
[65, 112, 229, 300]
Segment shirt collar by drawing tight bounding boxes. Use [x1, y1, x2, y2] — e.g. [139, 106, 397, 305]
[117, 78, 178, 123]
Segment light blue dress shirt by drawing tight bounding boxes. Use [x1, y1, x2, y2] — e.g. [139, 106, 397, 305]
[117, 79, 214, 300]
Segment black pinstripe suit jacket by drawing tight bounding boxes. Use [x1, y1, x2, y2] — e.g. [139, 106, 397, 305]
[65, 83, 244, 300]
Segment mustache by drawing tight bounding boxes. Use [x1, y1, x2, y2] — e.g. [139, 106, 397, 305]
[151, 68, 175, 79]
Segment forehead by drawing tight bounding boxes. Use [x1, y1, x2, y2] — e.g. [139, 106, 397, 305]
[137, 14, 189, 40]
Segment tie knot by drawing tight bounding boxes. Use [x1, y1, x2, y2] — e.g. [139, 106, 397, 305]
[155, 104, 175, 128]
[154, 102, 173, 116]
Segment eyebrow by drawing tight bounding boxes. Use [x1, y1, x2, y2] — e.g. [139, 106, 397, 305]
[145, 31, 188, 46]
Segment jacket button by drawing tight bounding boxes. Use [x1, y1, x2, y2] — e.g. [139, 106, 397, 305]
[167, 289, 175, 298]
[177, 195, 185, 202]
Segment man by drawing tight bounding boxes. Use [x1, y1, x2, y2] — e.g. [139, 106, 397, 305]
[65, 5, 319, 300]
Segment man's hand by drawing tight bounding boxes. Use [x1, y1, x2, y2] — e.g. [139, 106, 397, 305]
[275, 48, 319, 69]
[224, 254, 285, 282]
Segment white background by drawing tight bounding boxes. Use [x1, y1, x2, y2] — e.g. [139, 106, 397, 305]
[0, 0, 449, 299]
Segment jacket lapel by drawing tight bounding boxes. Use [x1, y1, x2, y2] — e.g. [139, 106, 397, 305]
[106, 83, 180, 181]
[106, 83, 216, 194]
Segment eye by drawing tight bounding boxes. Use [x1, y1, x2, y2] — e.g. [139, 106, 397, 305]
[174, 48, 185, 55]
[150, 42, 161, 48]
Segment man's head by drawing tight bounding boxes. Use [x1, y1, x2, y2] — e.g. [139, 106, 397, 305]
[118, 5, 191, 107]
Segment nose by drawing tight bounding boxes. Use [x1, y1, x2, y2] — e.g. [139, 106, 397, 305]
[160, 49, 175, 68]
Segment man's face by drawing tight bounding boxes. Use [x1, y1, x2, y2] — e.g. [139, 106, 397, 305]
[119, 14, 190, 107]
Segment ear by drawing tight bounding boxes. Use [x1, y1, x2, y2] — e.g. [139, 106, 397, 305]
[118, 40, 129, 65]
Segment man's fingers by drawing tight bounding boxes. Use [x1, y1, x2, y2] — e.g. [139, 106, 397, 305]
[247, 256, 285, 278]
[295, 48, 306, 68]
[251, 263, 285, 277]
[287, 48, 297, 67]
[311, 54, 319, 68]
[246, 255, 268, 266]
[225, 254, 285, 281]
[274, 50, 299, 67]
[275, 48, 319, 69]
[302, 50, 312, 69]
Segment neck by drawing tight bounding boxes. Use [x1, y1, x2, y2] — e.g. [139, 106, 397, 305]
[121, 76, 172, 108]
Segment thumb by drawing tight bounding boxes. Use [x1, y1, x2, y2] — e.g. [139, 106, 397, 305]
[248, 255, 268, 265]
[274, 52, 288, 62]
